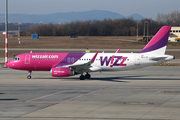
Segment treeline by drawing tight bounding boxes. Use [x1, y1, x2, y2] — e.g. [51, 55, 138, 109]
[21, 18, 165, 36]
[156, 10, 180, 26]
[20, 10, 180, 36]
[2, 11, 180, 36]
[0, 23, 37, 31]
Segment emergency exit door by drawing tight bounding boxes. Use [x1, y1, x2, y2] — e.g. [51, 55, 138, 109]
[135, 55, 140, 65]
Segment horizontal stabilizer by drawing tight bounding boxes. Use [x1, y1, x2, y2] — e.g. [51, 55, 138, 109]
[149, 55, 168, 61]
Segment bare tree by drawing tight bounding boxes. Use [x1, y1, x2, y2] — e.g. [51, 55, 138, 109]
[156, 10, 180, 26]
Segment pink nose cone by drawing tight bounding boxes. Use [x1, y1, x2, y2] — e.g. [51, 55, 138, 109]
[7, 61, 15, 69]
[7, 61, 11, 68]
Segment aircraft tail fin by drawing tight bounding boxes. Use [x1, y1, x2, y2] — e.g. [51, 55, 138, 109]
[138, 26, 171, 55]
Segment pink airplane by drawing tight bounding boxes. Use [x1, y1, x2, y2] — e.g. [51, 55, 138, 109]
[7, 26, 175, 80]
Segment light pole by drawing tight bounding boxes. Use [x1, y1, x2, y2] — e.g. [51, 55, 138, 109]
[18, 19, 21, 44]
[144, 21, 149, 42]
[146, 21, 149, 42]
[137, 22, 139, 41]
[4, 0, 8, 68]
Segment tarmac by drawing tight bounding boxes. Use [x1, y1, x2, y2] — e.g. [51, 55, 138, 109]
[0, 66, 180, 120]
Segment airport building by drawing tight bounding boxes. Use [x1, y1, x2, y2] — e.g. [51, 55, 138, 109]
[169, 27, 180, 42]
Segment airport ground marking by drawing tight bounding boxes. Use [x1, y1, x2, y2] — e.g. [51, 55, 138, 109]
[154, 90, 162, 94]
[24, 88, 103, 103]
[25, 90, 65, 103]
[61, 88, 103, 104]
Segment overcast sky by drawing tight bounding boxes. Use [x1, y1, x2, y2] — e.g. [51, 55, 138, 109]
[0, 0, 180, 19]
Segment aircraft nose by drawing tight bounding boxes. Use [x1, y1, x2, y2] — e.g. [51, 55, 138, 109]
[7, 60, 15, 69]
[7, 61, 12, 68]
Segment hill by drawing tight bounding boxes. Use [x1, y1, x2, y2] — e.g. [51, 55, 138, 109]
[0, 10, 145, 23]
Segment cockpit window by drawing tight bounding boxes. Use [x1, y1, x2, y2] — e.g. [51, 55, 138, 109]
[13, 57, 20, 60]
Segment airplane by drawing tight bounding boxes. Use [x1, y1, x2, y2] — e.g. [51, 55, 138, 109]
[7, 26, 175, 80]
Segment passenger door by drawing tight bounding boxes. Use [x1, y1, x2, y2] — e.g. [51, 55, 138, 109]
[25, 54, 30, 64]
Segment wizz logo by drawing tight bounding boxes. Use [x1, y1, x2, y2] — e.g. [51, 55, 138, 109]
[100, 56, 128, 67]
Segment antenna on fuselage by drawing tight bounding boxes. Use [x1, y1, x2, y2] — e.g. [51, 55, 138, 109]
[30, 51, 32, 53]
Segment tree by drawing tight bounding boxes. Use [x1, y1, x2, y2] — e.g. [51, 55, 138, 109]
[22, 18, 164, 36]
[156, 10, 180, 26]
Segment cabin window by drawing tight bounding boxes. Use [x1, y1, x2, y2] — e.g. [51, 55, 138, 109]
[13, 57, 20, 60]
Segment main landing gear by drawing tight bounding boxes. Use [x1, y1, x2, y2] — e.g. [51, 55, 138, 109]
[79, 72, 91, 80]
[27, 71, 32, 79]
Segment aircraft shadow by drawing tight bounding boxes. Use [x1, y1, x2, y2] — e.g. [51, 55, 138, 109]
[88, 76, 180, 81]
[34, 75, 180, 82]
[34, 76, 131, 82]
[0, 99, 18, 101]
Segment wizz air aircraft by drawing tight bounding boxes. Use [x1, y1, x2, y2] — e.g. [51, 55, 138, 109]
[7, 26, 175, 80]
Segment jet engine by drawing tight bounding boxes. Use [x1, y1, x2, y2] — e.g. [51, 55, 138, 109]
[51, 68, 75, 77]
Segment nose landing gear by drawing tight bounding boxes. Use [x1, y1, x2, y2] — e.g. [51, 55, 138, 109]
[27, 71, 32, 79]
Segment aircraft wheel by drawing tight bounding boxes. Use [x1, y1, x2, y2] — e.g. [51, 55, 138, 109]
[79, 75, 85, 80]
[27, 71, 32, 79]
[85, 73, 91, 79]
[27, 75, 31, 79]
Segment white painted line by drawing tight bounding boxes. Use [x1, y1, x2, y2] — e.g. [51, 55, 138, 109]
[25, 90, 64, 103]
[61, 88, 103, 104]
[154, 90, 161, 94]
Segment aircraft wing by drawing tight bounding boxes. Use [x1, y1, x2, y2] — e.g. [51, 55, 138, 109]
[59, 52, 99, 71]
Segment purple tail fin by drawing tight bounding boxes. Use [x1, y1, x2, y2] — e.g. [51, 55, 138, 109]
[138, 26, 171, 54]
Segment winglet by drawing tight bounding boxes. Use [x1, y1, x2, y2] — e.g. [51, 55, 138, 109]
[115, 48, 121, 53]
[91, 52, 98, 62]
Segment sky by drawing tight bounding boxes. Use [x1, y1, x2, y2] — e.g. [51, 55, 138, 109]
[0, 0, 180, 20]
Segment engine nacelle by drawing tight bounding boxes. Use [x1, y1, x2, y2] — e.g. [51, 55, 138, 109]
[51, 68, 75, 77]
